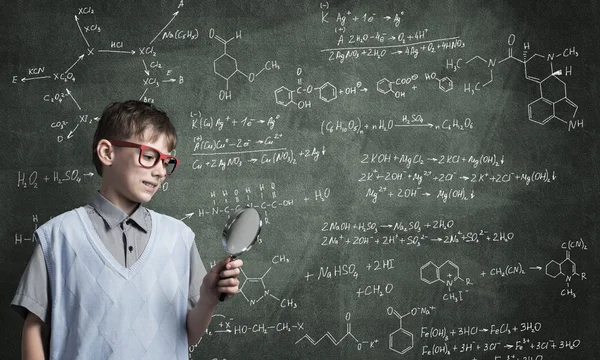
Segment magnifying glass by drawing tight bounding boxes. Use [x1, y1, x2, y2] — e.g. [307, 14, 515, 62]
[219, 206, 262, 301]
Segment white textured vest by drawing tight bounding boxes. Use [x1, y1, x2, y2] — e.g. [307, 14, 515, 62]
[37, 207, 192, 360]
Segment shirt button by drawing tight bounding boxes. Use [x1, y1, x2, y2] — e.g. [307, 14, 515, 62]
[128, 246, 134, 252]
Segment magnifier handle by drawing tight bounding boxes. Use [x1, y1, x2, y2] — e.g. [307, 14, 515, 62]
[219, 255, 236, 302]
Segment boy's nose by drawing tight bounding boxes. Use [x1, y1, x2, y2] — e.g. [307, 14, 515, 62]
[152, 161, 168, 177]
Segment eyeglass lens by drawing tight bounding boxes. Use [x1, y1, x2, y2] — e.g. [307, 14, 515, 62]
[140, 148, 177, 175]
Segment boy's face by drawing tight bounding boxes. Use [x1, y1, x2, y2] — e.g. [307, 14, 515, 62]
[101, 129, 171, 212]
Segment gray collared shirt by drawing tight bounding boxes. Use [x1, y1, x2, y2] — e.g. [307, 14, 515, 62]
[11, 192, 206, 323]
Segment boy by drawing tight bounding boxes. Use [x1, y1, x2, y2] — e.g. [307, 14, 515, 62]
[11, 100, 242, 359]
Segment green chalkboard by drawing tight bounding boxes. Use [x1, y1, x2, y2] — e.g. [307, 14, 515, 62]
[2, 0, 599, 359]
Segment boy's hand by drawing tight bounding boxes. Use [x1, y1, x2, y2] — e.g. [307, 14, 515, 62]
[188, 257, 244, 343]
[201, 257, 243, 305]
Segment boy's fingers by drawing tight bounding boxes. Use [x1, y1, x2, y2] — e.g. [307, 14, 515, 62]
[225, 259, 243, 269]
[218, 280, 240, 294]
[220, 268, 240, 279]
[219, 277, 239, 287]
[212, 257, 233, 274]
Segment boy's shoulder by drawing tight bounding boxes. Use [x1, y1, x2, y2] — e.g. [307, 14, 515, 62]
[35, 207, 87, 246]
[40, 207, 85, 230]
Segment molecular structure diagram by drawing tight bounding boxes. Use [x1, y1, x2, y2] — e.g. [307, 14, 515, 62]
[432, 35, 579, 127]
[237, 267, 281, 305]
[376, 73, 422, 98]
[209, 28, 279, 100]
[545, 250, 586, 283]
[500, 46, 579, 126]
[420, 260, 468, 287]
[274, 82, 338, 109]
[274, 67, 366, 109]
[295, 312, 378, 350]
[387, 306, 434, 354]
[420, 260, 473, 302]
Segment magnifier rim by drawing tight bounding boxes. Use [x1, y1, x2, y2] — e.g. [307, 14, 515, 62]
[221, 206, 262, 256]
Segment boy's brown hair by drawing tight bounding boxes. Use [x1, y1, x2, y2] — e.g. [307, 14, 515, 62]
[92, 100, 177, 176]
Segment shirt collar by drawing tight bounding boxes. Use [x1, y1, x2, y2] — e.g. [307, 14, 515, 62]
[89, 191, 150, 232]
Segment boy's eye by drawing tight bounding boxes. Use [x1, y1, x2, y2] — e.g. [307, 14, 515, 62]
[141, 150, 158, 164]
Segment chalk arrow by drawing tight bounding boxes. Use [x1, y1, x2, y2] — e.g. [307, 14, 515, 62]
[67, 123, 80, 139]
[395, 123, 434, 128]
[75, 15, 90, 48]
[180, 212, 194, 221]
[64, 54, 85, 73]
[150, 11, 179, 45]
[142, 59, 150, 76]
[21, 76, 51, 82]
[98, 49, 135, 55]
[65, 88, 81, 110]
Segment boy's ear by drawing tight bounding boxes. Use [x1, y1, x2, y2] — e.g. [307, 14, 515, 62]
[97, 139, 114, 166]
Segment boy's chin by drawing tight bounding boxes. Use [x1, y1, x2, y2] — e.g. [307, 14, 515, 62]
[135, 195, 154, 204]
[130, 191, 155, 204]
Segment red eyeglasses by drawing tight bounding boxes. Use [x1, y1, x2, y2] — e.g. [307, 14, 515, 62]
[109, 139, 180, 176]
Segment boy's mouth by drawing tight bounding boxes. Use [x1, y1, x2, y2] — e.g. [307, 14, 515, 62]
[143, 181, 157, 188]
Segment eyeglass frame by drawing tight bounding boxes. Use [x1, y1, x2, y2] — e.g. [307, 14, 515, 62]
[108, 139, 180, 176]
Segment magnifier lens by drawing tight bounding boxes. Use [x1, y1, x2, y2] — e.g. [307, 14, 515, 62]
[220, 207, 262, 302]
[225, 207, 261, 255]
